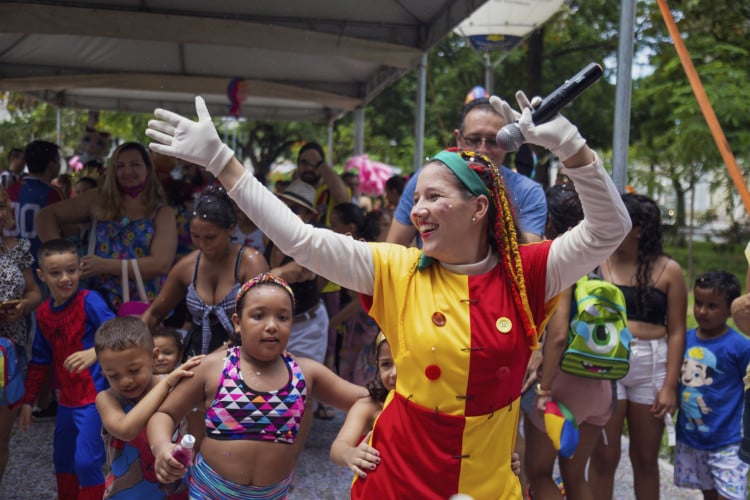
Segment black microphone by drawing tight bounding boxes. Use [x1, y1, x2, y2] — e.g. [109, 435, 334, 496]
[496, 62, 604, 152]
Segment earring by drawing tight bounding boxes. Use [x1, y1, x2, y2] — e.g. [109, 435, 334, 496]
[471, 216, 477, 223]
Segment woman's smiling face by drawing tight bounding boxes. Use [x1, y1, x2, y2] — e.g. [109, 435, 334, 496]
[114, 148, 149, 189]
[411, 162, 481, 264]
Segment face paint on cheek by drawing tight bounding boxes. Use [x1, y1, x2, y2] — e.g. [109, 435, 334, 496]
[434, 199, 456, 212]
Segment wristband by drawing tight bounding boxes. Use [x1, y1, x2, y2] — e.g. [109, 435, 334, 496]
[535, 383, 551, 397]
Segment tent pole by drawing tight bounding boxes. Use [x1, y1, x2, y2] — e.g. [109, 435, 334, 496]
[354, 106, 365, 156]
[413, 53, 427, 172]
[612, 0, 635, 194]
[56, 107, 62, 148]
[484, 52, 494, 95]
[327, 118, 334, 165]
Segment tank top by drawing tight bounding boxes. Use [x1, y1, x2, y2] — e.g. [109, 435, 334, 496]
[204, 346, 307, 444]
[617, 285, 668, 326]
[184, 247, 245, 356]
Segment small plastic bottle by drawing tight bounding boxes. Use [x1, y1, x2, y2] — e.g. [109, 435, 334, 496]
[160, 434, 195, 493]
[172, 434, 195, 466]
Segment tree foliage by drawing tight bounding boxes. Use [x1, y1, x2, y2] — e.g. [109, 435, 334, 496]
[1, 0, 748, 224]
[630, 0, 750, 225]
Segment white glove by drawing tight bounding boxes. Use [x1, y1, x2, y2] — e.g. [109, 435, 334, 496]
[489, 94, 543, 125]
[489, 95, 521, 126]
[146, 96, 235, 176]
[515, 90, 586, 161]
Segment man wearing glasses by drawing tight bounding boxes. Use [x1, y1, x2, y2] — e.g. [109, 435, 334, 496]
[294, 141, 351, 228]
[387, 97, 547, 245]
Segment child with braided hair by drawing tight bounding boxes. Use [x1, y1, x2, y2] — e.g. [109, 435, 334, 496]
[147, 273, 367, 499]
[145, 91, 631, 498]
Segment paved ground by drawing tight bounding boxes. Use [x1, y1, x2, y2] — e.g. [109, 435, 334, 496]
[0, 410, 702, 499]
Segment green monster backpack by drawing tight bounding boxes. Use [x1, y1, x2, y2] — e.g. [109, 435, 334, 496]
[560, 273, 633, 380]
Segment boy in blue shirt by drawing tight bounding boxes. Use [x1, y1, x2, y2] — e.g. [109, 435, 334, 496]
[674, 271, 750, 500]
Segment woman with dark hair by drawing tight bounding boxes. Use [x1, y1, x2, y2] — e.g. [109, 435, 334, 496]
[141, 187, 268, 358]
[37, 142, 177, 310]
[523, 183, 614, 500]
[589, 193, 688, 499]
[146, 92, 631, 499]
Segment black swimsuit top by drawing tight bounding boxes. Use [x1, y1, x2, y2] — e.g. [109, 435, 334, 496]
[616, 285, 668, 326]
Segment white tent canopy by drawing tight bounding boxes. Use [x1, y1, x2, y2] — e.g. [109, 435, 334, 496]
[455, 0, 565, 40]
[0, 0, 490, 121]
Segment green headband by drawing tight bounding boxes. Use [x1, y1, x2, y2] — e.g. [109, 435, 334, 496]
[431, 150, 490, 198]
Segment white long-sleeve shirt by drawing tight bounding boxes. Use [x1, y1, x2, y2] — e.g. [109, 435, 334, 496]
[227, 154, 630, 300]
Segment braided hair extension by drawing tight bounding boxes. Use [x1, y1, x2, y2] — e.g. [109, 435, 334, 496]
[454, 149, 538, 347]
[621, 193, 663, 318]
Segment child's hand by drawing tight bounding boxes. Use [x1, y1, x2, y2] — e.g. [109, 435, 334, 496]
[651, 386, 677, 419]
[165, 355, 205, 390]
[511, 452, 521, 477]
[535, 394, 551, 413]
[343, 431, 380, 479]
[17, 404, 33, 431]
[64, 348, 97, 373]
[153, 443, 187, 483]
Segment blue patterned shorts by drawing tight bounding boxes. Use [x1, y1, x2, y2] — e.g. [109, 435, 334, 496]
[674, 441, 749, 500]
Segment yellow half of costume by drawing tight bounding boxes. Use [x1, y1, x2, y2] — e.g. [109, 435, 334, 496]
[351, 241, 555, 500]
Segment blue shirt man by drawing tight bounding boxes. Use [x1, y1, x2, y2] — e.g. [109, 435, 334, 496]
[387, 97, 547, 246]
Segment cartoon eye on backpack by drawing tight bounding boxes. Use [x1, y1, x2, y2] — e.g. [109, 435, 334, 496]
[561, 274, 633, 380]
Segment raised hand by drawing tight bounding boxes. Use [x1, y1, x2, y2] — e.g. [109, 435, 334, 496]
[146, 97, 235, 176]
[514, 90, 586, 162]
[164, 355, 205, 390]
[489, 95, 521, 126]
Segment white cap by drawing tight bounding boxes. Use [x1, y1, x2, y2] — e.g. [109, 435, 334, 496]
[180, 434, 196, 449]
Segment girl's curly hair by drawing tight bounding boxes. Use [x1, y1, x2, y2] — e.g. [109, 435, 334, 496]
[621, 193, 664, 317]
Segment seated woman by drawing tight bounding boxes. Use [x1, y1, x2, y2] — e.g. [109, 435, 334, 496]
[37, 142, 177, 311]
[142, 188, 268, 358]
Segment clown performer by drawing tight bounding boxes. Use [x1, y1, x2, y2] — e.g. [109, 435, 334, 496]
[145, 91, 630, 499]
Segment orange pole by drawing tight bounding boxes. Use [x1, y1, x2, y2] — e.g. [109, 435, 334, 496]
[656, 0, 750, 216]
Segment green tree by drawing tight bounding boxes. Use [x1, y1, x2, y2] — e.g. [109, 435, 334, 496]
[630, 2, 750, 227]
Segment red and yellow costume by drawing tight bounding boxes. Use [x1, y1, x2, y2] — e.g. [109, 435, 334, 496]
[225, 151, 630, 499]
[352, 242, 554, 499]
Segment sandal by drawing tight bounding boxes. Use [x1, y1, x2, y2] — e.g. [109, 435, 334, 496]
[314, 404, 335, 420]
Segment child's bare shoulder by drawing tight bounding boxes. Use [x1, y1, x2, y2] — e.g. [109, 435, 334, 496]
[191, 350, 227, 380]
[292, 355, 325, 375]
[349, 395, 380, 414]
